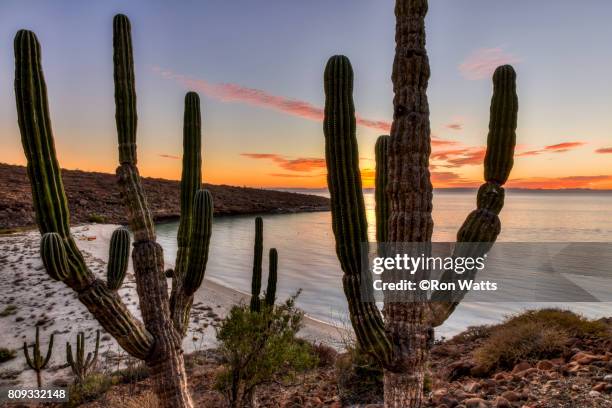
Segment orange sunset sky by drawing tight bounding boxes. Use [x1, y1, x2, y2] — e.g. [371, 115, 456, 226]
[1, 1, 611, 190]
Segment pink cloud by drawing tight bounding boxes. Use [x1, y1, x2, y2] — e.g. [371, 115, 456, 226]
[153, 67, 391, 132]
[159, 153, 180, 160]
[516, 141, 586, 157]
[595, 147, 612, 154]
[241, 153, 326, 172]
[459, 48, 521, 80]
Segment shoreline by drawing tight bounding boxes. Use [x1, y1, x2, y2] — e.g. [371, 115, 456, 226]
[0, 224, 340, 389]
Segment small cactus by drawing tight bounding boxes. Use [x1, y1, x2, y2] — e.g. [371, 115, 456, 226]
[264, 248, 278, 307]
[23, 326, 54, 388]
[66, 330, 100, 384]
[106, 227, 131, 290]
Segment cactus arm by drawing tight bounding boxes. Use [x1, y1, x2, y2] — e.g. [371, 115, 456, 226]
[430, 65, 518, 327]
[114, 15, 137, 165]
[24, 342, 34, 369]
[173, 92, 202, 284]
[66, 342, 74, 370]
[107, 227, 131, 290]
[42, 333, 54, 367]
[92, 330, 100, 367]
[250, 217, 264, 312]
[183, 190, 213, 296]
[375, 135, 390, 246]
[169, 93, 208, 335]
[40, 233, 70, 281]
[264, 248, 278, 307]
[14, 28, 154, 360]
[324, 55, 392, 365]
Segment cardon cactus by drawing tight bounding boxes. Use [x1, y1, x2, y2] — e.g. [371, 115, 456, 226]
[23, 327, 54, 388]
[14, 14, 208, 407]
[106, 227, 131, 290]
[264, 248, 278, 307]
[250, 217, 264, 312]
[249, 218, 279, 311]
[323, 49, 517, 405]
[66, 330, 100, 384]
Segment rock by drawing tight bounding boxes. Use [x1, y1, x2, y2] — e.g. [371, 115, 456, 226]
[512, 362, 531, 373]
[470, 364, 489, 378]
[592, 382, 607, 392]
[604, 374, 612, 383]
[464, 381, 481, 393]
[492, 397, 511, 408]
[536, 360, 554, 370]
[464, 397, 489, 408]
[588, 390, 601, 398]
[501, 390, 521, 402]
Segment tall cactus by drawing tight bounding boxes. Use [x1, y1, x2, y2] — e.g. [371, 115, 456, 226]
[107, 227, 131, 290]
[324, 51, 518, 406]
[250, 217, 264, 312]
[66, 330, 100, 384]
[23, 327, 54, 388]
[14, 14, 209, 407]
[264, 248, 278, 307]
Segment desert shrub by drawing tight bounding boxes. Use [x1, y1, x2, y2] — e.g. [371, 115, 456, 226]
[0, 305, 18, 317]
[0, 347, 16, 363]
[87, 213, 106, 223]
[214, 294, 317, 408]
[123, 391, 159, 408]
[503, 309, 608, 339]
[473, 320, 568, 372]
[67, 373, 112, 406]
[112, 362, 150, 384]
[311, 342, 338, 367]
[450, 325, 491, 344]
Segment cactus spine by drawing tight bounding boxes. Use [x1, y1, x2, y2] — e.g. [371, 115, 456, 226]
[264, 248, 278, 307]
[15, 14, 203, 406]
[107, 227, 131, 290]
[66, 330, 100, 384]
[250, 217, 264, 312]
[23, 327, 54, 388]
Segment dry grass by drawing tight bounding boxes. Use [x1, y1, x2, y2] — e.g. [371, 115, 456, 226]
[122, 390, 159, 408]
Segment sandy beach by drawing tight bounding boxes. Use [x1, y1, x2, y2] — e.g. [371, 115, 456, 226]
[0, 224, 340, 389]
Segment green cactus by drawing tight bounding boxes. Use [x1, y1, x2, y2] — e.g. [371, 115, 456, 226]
[323, 55, 392, 364]
[107, 227, 131, 290]
[169, 92, 214, 336]
[40, 232, 69, 281]
[23, 326, 54, 388]
[323, 55, 517, 369]
[66, 330, 100, 384]
[183, 190, 213, 296]
[250, 217, 264, 312]
[264, 248, 278, 307]
[15, 14, 204, 406]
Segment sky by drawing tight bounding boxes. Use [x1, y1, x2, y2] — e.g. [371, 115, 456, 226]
[0, 0, 611, 189]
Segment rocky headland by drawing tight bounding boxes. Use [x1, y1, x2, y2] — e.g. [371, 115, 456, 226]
[0, 163, 329, 231]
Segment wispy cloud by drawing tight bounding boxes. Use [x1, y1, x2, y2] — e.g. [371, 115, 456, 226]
[507, 175, 612, 189]
[241, 153, 326, 172]
[459, 47, 521, 80]
[153, 66, 391, 132]
[159, 153, 180, 160]
[517, 141, 586, 157]
[595, 147, 612, 154]
[445, 123, 463, 131]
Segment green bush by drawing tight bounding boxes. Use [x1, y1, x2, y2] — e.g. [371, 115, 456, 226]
[0, 348, 16, 363]
[87, 213, 106, 223]
[0, 305, 18, 317]
[474, 321, 567, 373]
[214, 293, 316, 408]
[67, 373, 112, 406]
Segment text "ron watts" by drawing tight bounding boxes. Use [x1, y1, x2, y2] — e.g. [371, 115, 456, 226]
[372, 279, 498, 291]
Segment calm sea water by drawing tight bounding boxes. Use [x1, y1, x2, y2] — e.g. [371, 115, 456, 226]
[156, 191, 612, 338]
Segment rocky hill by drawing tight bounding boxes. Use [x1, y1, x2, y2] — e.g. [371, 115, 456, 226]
[0, 163, 329, 231]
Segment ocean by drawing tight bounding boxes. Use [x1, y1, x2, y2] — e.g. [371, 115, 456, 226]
[156, 190, 612, 338]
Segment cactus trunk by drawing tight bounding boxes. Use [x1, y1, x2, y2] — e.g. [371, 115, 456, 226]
[250, 217, 264, 312]
[264, 248, 278, 307]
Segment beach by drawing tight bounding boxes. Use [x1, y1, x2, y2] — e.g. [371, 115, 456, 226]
[0, 224, 340, 389]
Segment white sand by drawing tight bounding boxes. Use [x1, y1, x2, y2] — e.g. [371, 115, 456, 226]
[0, 224, 340, 388]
